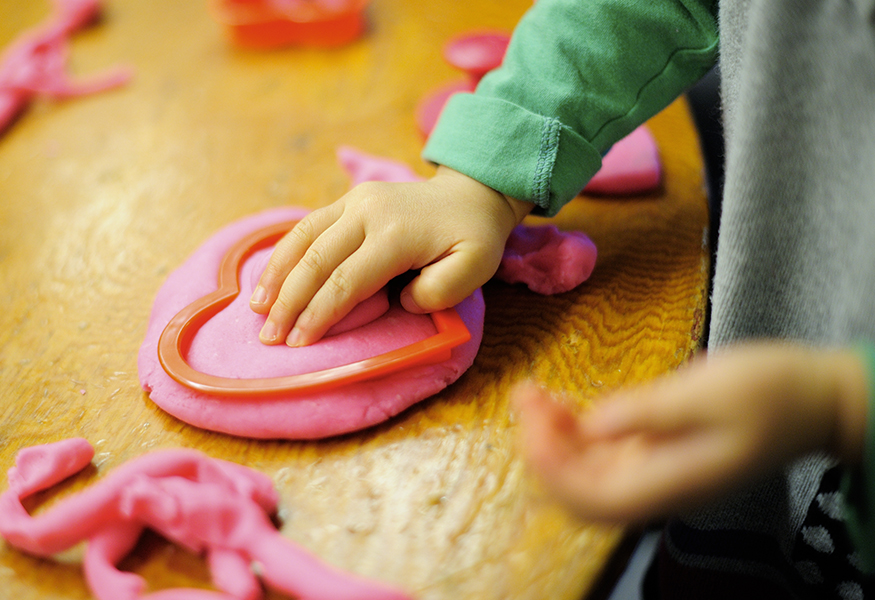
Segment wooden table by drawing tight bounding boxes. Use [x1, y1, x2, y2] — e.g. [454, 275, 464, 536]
[0, 1, 709, 598]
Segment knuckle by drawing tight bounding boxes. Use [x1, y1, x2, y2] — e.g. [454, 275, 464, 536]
[348, 182, 393, 213]
[270, 290, 299, 320]
[297, 244, 330, 278]
[261, 221, 318, 281]
[350, 180, 385, 199]
[260, 257, 286, 283]
[322, 267, 354, 302]
[289, 217, 318, 246]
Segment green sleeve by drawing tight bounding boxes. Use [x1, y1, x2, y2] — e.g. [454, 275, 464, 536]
[842, 342, 875, 573]
[423, 0, 719, 216]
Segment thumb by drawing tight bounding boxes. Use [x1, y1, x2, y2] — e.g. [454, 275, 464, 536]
[400, 250, 498, 313]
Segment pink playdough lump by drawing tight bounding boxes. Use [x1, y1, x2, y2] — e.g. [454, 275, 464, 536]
[0, 438, 412, 600]
[337, 145, 423, 185]
[0, 0, 132, 135]
[442, 32, 509, 81]
[498, 225, 597, 295]
[583, 125, 662, 195]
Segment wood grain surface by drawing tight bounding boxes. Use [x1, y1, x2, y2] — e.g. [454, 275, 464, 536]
[0, 1, 709, 598]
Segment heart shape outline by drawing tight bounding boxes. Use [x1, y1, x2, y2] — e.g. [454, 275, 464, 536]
[157, 220, 471, 397]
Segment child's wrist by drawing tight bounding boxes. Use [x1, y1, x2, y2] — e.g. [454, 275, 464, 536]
[434, 165, 533, 225]
[502, 194, 535, 224]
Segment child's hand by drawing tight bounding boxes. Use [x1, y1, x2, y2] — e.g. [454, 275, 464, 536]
[250, 166, 532, 346]
[513, 343, 870, 523]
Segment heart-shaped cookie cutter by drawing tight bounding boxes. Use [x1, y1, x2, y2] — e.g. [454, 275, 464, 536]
[158, 220, 471, 397]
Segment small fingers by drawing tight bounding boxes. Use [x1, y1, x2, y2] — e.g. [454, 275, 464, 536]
[513, 382, 588, 466]
[400, 244, 501, 313]
[512, 383, 650, 521]
[250, 206, 342, 315]
[513, 377, 751, 523]
[259, 219, 365, 345]
[282, 239, 415, 346]
[581, 368, 716, 440]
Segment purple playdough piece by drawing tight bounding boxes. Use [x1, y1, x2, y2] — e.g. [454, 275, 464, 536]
[498, 225, 597, 295]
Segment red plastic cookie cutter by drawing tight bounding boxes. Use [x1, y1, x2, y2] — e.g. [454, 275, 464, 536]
[157, 220, 471, 397]
[209, 0, 369, 49]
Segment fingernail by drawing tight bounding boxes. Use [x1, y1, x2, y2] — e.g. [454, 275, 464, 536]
[400, 290, 421, 313]
[286, 327, 303, 347]
[260, 320, 279, 343]
[251, 285, 268, 305]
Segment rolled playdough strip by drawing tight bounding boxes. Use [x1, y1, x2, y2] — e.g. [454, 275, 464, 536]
[0, 438, 413, 600]
[138, 207, 485, 440]
[0, 0, 132, 135]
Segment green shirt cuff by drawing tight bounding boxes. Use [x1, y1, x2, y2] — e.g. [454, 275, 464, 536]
[841, 342, 875, 573]
[422, 93, 603, 217]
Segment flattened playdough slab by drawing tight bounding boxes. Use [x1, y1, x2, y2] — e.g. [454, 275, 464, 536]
[138, 207, 484, 440]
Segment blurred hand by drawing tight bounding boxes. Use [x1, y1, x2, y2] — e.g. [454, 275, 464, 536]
[513, 343, 869, 523]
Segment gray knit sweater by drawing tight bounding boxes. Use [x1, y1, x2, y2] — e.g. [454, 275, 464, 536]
[670, 1, 875, 595]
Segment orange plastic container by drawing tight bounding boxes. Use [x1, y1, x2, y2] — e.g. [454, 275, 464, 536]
[210, 0, 369, 49]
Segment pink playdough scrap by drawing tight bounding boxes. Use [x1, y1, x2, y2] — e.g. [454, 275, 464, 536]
[498, 225, 597, 295]
[0, 438, 412, 600]
[0, 0, 132, 135]
[582, 125, 662, 195]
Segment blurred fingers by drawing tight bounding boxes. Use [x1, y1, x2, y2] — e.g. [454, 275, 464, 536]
[513, 378, 743, 523]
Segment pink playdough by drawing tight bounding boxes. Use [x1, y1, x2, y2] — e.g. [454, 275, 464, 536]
[0, 0, 132, 135]
[442, 32, 510, 82]
[582, 125, 662, 195]
[337, 146, 423, 185]
[0, 438, 412, 600]
[498, 225, 597, 295]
